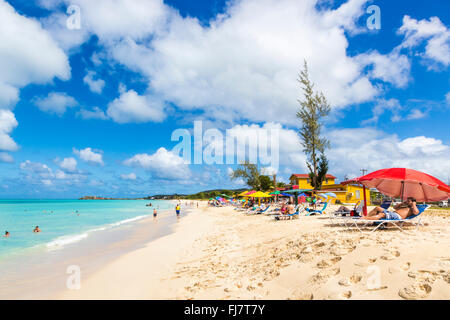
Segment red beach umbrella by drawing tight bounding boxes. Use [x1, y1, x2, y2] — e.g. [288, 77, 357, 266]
[345, 168, 450, 202]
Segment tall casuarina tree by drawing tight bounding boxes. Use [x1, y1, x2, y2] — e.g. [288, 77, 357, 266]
[297, 61, 331, 190]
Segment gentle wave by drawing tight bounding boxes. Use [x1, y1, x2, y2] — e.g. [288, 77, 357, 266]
[46, 233, 89, 249]
[46, 215, 149, 250]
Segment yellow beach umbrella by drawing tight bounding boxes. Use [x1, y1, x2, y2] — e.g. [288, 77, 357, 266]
[251, 191, 271, 198]
[249, 191, 271, 205]
[238, 190, 252, 197]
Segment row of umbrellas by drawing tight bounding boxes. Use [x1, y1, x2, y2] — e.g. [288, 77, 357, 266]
[235, 168, 450, 213]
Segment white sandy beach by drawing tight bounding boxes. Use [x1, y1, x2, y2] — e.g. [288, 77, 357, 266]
[55, 203, 449, 300]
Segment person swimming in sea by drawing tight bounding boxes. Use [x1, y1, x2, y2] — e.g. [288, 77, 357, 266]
[3, 231, 9, 237]
[33, 226, 41, 233]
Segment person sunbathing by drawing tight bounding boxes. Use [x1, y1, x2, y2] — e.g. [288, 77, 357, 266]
[287, 204, 296, 214]
[280, 203, 287, 215]
[362, 197, 419, 220]
[335, 201, 362, 216]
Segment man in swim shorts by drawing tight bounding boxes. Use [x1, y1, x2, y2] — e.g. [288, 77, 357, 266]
[362, 197, 419, 220]
[153, 208, 157, 218]
[175, 204, 181, 216]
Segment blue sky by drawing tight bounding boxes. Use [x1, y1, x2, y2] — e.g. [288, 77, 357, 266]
[0, 0, 449, 198]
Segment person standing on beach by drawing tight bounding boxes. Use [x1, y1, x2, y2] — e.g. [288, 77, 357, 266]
[153, 208, 157, 218]
[175, 204, 181, 217]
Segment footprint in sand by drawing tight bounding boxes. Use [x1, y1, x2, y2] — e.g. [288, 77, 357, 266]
[398, 282, 432, 300]
[437, 270, 450, 283]
[340, 291, 352, 299]
[408, 270, 438, 284]
[317, 257, 342, 269]
[301, 246, 313, 254]
[310, 267, 340, 284]
[400, 262, 411, 271]
[331, 246, 355, 256]
[338, 278, 351, 286]
[381, 250, 401, 260]
[354, 261, 369, 267]
[350, 274, 363, 284]
[313, 242, 326, 249]
[327, 290, 352, 300]
[338, 274, 362, 286]
[290, 290, 314, 300]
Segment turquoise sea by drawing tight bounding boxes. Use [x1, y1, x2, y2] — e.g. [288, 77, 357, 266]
[0, 199, 174, 259]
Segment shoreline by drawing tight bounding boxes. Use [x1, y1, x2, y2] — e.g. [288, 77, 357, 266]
[57, 201, 212, 299]
[0, 200, 187, 299]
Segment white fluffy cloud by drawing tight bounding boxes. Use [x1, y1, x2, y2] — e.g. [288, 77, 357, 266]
[220, 123, 450, 184]
[0, 0, 70, 155]
[77, 107, 108, 120]
[111, 0, 382, 124]
[34, 92, 77, 115]
[83, 70, 105, 94]
[0, 0, 70, 109]
[20, 160, 54, 179]
[0, 110, 18, 151]
[73, 147, 104, 165]
[41, 0, 412, 125]
[406, 108, 427, 120]
[106, 89, 166, 124]
[362, 99, 403, 124]
[327, 128, 450, 181]
[124, 147, 190, 180]
[20, 159, 87, 186]
[39, 10, 90, 53]
[58, 157, 78, 173]
[397, 15, 450, 68]
[225, 122, 306, 171]
[355, 51, 411, 88]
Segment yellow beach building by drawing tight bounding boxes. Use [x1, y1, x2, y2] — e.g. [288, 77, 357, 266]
[288, 174, 371, 205]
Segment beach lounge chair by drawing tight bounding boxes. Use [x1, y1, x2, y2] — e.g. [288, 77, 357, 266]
[332, 198, 392, 219]
[243, 205, 262, 214]
[305, 200, 330, 216]
[248, 205, 271, 215]
[274, 205, 305, 221]
[267, 204, 298, 216]
[380, 198, 393, 210]
[343, 204, 430, 233]
[332, 200, 364, 217]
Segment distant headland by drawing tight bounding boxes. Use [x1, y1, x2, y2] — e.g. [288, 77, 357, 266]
[79, 189, 247, 201]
